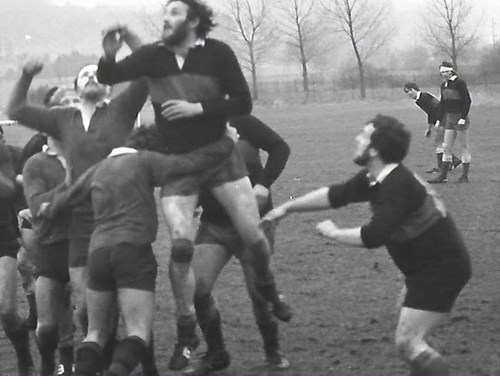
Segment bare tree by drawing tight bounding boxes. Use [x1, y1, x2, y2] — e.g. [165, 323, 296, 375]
[423, 0, 481, 70]
[322, 0, 391, 99]
[223, 0, 274, 100]
[279, 0, 327, 93]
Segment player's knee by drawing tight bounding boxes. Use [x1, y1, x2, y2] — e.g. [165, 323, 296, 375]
[0, 309, 18, 328]
[170, 239, 194, 264]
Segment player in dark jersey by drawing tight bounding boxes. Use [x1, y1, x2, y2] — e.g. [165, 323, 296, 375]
[0, 127, 35, 376]
[428, 62, 472, 184]
[264, 114, 471, 376]
[184, 115, 291, 375]
[403, 82, 461, 174]
[96, 1, 286, 369]
[39, 125, 238, 376]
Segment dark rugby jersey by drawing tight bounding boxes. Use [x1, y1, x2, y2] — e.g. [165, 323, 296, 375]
[0, 143, 18, 232]
[22, 151, 69, 244]
[97, 39, 252, 153]
[437, 76, 472, 119]
[415, 92, 440, 124]
[45, 137, 234, 251]
[8, 75, 148, 238]
[200, 115, 290, 226]
[328, 165, 467, 276]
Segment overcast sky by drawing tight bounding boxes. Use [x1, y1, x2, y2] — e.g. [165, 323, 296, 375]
[48, 0, 500, 43]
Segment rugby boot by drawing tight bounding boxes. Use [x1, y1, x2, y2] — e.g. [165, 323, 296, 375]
[266, 350, 290, 370]
[271, 294, 293, 323]
[168, 316, 200, 371]
[183, 350, 231, 376]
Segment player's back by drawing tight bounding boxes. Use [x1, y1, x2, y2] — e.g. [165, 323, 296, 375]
[88, 151, 159, 252]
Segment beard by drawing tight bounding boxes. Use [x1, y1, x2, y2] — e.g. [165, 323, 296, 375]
[80, 84, 107, 102]
[354, 147, 371, 166]
[162, 21, 190, 46]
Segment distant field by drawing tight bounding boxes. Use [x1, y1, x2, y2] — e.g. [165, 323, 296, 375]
[1, 100, 500, 375]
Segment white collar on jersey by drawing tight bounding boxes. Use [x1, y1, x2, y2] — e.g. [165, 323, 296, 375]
[367, 163, 399, 186]
[108, 147, 138, 157]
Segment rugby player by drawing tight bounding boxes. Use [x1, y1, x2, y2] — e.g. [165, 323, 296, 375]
[185, 115, 291, 374]
[428, 62, 472, 184]
[264, 114, 471, 376]
[0, 126, 35, 376]
[40, 125, 239, 376]
[403, 82, 461, 174]
[6, 56, 148, 341]
[96, 0, 286, 369]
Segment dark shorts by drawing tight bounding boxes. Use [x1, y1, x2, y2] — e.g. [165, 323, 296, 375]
[69, 237, 90, 268]
[160, 147, 248, 197]
[403, 253, 471, 313]
[87, 243, 158, 292]
[443, 113, 470, 131]
[195, 216, 276, 258]
[0, 226, 20, 259]
[36, 240, 70, 284]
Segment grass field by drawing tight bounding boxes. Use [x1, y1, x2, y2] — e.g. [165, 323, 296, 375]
[1, 99, 500, 375]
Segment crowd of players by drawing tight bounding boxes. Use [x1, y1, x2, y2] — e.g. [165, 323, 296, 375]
[0, 1, 473, 376]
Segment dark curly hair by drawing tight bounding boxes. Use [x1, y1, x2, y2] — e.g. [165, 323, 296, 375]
[125, 125, 164, 152]
[168, 0, 216, 38]
[368, 114, 411, 163]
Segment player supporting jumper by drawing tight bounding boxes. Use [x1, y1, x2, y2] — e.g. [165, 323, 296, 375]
[0, 127, 35, 376]
[264, 115, 471, 376]
[403, 82, 461, 174]
[428, 61, 472, 184]
[96, 1, 288, 369]
[40, 125, 239, 376]
[185, 115, 291, 375]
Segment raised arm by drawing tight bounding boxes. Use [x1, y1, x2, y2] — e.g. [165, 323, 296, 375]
[6, 60, 59, 136]
[97, 27, 151, 85]
[110, 79, 149, 124]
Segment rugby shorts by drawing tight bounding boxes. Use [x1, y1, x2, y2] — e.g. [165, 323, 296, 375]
[36, 240, 70, 284]
[87, 243, 157, 292]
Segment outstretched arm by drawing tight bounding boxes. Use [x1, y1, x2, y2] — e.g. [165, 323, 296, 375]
[6, 60, 59, 136]
[263, 187, 331, 223]
[316, 220, 364, 246]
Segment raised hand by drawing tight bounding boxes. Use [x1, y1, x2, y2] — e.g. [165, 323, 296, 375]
[22, 59, 43, 77]
[224, 124, 239, 143]
[102, 26, 124, 58]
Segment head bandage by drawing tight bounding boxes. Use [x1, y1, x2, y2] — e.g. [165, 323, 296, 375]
[440, 66, 453, 73]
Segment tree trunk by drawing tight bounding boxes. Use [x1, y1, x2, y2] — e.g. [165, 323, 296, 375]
[249, 47, 259, 100]
[301, 59, 309, 92]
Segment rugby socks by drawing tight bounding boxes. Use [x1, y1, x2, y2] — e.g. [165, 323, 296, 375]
[36, 327, 59, 376]
[106, 336, 147, 376]
[26, 291, 38, 329]
[4, 321, 34, 373]
[141, 333, 159, 376]
[257, 321, 280, 356]
[75, 341, 102, 376]
[176, 313, 197, 344]
[461, 162, 470, 178]
[410, 349, 449, 376]
[436, 153, 443, 169]
[59, 344, 75, 374]
[194, 294, 226, 353]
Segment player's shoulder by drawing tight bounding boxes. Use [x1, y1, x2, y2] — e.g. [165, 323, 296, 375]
[204, 38, 235, 54]
[23, 151, 48, 170]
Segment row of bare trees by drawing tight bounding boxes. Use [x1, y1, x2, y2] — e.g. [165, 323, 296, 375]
[218, 0, 481, 100]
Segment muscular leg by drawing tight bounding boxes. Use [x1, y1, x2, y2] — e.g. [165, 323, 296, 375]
[75, 288, 114, 376]
[35, 276, 67, 376]
[395, 307, 449, 376]
[212, 178, 286, 315]
[0, 255, 34, 375]
[18, 228, 38, 329]
[105, 288, 154, 376]
[184, 243, 232, 375]
[161, 194, 200, 369]
[69, 266, 88, 336]
[58, 285, 75, 376]
[456, 129, 471, 181]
